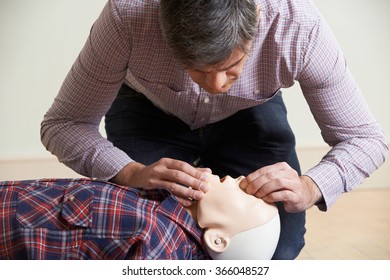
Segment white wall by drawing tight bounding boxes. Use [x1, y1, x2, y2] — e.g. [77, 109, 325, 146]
[0, 0, 107, 159]
[284, 0, 390, 147]
[0, 0, 389, 183]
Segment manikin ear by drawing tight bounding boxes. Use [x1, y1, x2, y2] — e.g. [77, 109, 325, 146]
[203, 229, 230, 253]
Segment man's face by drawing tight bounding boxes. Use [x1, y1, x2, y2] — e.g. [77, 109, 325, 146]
[186, 48, 249, 94]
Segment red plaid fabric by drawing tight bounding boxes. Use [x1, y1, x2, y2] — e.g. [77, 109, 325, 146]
[0, 178, 209, 260]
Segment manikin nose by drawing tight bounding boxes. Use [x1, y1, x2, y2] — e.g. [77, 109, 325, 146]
[220, 175, 245, 184]
[206, 72, 227, 93]
[220, 175, 233, 183]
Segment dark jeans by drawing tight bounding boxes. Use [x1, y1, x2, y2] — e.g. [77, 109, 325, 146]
[105, 84, 306, 260]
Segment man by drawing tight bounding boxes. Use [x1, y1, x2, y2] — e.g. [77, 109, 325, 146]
[0, 174, 280, 260]
[40, 0, 388, 259]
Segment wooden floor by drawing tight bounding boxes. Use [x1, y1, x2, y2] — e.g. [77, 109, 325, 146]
[297, 188, 390, 259]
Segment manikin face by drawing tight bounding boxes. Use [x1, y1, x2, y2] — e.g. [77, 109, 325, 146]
[190, 173, 280, 260]
[186, 48, 249, 94]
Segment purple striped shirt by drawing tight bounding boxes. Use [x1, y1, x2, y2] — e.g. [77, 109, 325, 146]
[41, 0, 388, 210]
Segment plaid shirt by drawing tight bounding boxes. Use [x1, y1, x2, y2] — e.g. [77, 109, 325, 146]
[0, 178, 209, 260]
[41, 0, 387, 210]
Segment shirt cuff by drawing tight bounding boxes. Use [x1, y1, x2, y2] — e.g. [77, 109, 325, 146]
[90, 147, 134, 181]
[304, 163, 345, 211]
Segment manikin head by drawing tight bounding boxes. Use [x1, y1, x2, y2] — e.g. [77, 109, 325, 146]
[187, 173, 280, 260]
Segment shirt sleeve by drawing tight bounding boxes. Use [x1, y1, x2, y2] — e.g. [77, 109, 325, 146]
[297, 16, 388, 210]
[41, 1, 133, 180]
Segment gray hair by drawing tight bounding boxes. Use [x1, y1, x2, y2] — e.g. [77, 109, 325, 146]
[159, 0, 258, 69]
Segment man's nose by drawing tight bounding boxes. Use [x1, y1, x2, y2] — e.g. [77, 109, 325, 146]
[205, 71, 227, 93]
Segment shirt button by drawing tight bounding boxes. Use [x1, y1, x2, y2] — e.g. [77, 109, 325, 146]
[255, 90, 260, 94]
[204, 97, 210, 104]
[67, 195, 76, 202]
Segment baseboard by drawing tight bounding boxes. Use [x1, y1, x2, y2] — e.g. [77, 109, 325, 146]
[0, 155, 82, 181]
[0, 147, 388, 188]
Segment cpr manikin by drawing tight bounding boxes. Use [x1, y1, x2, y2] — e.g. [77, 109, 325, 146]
[187, 173, 280, 260]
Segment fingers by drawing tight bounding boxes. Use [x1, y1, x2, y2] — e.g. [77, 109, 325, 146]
[158, 158, 210, 191]
[144, 158, 211, 203]
[174, 196, 193, 207]
[197, 167, 213, 174]
[254, 174, 297, 199]
[239, 162, 311, 212]
[240, 162, 296, 196]
[261, 190, 305, 213]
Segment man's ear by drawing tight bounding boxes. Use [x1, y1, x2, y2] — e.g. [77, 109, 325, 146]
[203, 228, 230, 253]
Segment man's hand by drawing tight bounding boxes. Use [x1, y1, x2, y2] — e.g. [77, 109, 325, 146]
[112, 158, 212, 206]
[239, 162, 323, 213]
